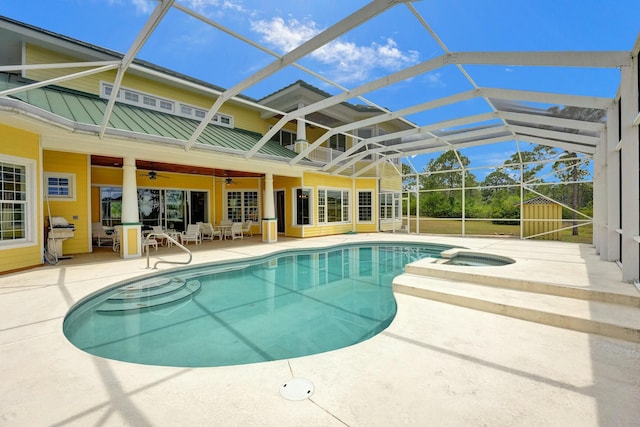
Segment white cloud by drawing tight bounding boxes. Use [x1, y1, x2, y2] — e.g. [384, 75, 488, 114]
[179, 0, 253, 17]
[251, 16, 320, 53]
[424, 72, 444, 87]
[251, 17, 419, 83]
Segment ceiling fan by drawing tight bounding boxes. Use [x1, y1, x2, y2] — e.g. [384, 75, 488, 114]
[139, 170, 169, 180]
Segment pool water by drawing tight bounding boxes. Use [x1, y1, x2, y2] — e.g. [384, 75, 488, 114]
[64, 243, 452, 367]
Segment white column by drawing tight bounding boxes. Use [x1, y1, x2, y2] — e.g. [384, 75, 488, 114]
[295, 102, 308, 153]
[620, 62, 639, 282]
[606, 104, 620, 262]
[592, 140, 606, 256]
[262, 172, 277, 242]
[120, 156, 142, 258]
[122, 157, 139, 223]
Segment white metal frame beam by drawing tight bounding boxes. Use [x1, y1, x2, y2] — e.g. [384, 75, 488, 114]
[183, 0, 408, 151]
[98, 0, 174, 139]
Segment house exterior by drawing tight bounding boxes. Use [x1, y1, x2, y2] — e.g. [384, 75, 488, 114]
[0, 16, 407, 273]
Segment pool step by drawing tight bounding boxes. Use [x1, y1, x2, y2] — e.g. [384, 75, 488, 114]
[97, 279, 201, 313]
[393, 274, 640, 343]
[404, 261, 640, 307]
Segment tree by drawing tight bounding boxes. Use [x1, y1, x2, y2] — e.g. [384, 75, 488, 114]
[481, 168, 520, 223]
[419, 150, 480, 218]
[547, 106, 604, 235]
[503, 145, 557, 184]
[401, 163, 417, 192]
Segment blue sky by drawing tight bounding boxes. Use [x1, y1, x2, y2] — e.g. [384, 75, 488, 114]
[1, 0, 639, 177]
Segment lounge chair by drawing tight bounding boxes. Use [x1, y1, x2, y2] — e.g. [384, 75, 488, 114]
[198, 222, 221, 241]
[241, 220, 253, 237]
[143, 235, 158, 252]
[230, 222, 244, 240]
[92, 222, 113, 247]
[181, 224, 201, 245]
[112, 225, 122, 252]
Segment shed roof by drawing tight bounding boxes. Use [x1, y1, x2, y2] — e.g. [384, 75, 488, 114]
[522, 196, 559, 205]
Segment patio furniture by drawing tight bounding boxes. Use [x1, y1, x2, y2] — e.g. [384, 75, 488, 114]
[230, 222, 244, 240]
[181, 224, 201, 245]
[143, 236, 158, 252]
[219, 219, 232, 239]
[112, 226, 122, 252]
[91, 222, 113, 247]
[198, 222, 221, 241]
[241, 220, 253, 237]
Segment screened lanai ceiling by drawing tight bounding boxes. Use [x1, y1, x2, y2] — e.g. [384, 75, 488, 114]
[0, 0, 637, 176]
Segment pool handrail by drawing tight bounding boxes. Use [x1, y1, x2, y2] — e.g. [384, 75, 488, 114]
[145, 232, 192, 269]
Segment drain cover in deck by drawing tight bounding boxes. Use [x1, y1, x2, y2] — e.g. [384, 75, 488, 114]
[280, 378, 314, 400]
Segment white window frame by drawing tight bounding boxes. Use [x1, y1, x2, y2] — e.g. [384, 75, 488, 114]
[318, 188, 350, 224]
[357, 190, 374, 223]
[293, 187, 312, 226]
[44, 172, 76, 201]
[225, 190, 260, 222]
[0, 155, 36, 248]
[380, 192, 400, 220]
[100, 82, 234, 128]
[270, 128, 297, 146]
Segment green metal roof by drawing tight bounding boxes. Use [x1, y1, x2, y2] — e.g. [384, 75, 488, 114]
[0, 73, 299, 160]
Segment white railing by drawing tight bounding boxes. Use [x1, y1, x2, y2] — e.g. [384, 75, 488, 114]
[145, 232, 192, 269]
[286, 144, 400, 167]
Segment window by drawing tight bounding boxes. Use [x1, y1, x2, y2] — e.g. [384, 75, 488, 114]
[318, 188, 350, 223]
[271, 129, 297, 146]
[100, 187, 122, 227]
[380, 192, 400, 220]
[159, 100, 174, 112]
[226, 190, 259, 222]
[45, 173, 75, 200]
[100, 82, 233, 128]
[357, 191, 373, 222]
[143, 96, 156, 107]
[295, 188, 311, 225]
[329, 134, 346, 152]
[1, 157, 35, 245]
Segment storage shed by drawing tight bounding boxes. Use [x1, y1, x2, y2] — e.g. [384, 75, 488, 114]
[522, 196, 562, 240]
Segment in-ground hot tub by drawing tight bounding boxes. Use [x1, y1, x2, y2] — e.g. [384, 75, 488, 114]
[439, 249, 515, 266]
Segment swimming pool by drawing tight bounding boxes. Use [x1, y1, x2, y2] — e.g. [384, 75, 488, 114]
[63, 242, 453, 367]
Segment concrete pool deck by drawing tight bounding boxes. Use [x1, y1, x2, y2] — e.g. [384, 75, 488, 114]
[1, 233, 639, 426]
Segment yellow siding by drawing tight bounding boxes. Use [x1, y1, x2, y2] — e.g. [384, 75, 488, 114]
[274, 176, 302, 237]
[24, 45, 256, 130]
[0, 125, 42, 272]
[43, 151, 90, 255]
[25, 45, 113, 95]
[379, 161, 402, 192]
[90, 186, 101, 222]
[355, 178, 379, 233]
[302, 172, 356, 238]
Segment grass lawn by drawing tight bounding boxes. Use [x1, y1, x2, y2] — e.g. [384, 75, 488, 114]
[403, 218, 593, 244]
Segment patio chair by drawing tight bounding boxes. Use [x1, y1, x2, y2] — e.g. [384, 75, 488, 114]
[198, 222, 221, 241]
[112, 225, 122, 252]
[151, 226, 168, 246]
[241, 220, 253, 237]
[230, 222, 244, 240]
[143, 235, 159, 252]
[181, 224, 202, 245]
[92, 222, 113, 247]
